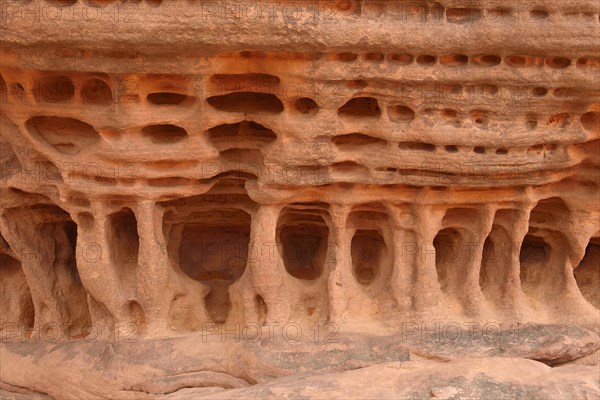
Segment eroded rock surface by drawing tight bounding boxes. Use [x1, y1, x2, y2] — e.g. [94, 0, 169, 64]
[0, 0, 599, 398]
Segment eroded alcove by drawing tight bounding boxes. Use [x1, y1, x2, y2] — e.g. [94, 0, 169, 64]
[433, 207, 485, 313]
[433, 228, 465, 301]
[1, 203, 92, 337]
[0, 234, 34, 335]
[519, 198, 572, 310]
[574, 242, 600, 309]
[108, 208, 140, 288]
[161, 178, 256, 325]
[277, 204, 330, 281]
[351, 230, 386, 285]
[347, 205, 392, 288]
[26, 116, 101, 155]
[519, 233, 550, 304]
[39, 206, 92, 334]
[177, 210, 251, 323]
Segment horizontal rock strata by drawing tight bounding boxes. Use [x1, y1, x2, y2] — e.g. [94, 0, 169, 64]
[0, 0, 599, 398]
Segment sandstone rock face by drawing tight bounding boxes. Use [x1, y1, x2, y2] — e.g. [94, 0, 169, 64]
[0, 0, 599, 398]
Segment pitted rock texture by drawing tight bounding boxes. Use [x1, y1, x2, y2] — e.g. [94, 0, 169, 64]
[0, 0, 599, 398]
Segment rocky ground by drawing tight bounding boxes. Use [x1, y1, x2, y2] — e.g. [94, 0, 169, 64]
[1, 324, 598, 399]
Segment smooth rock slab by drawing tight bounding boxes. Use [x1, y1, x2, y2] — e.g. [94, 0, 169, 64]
[164, 358, 600, 400]
[1, 324, 598, 399]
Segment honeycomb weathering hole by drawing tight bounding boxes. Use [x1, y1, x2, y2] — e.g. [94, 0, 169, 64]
[474, 55, 501, 66]
[365, 52, 384, 61]
[338, 97, 381, 118]
[177, 210, 251, 324]
[26, 116, 101, 155]
[580, 112, 600, 132]
[506, 56, 527, 67]
[575, 243, 600, 309]
[389, 105, 415, 122]
[207, 121, 277, 151]
[141, 124, 188, 144]
[295, 98, 319, 115]
[277, 207, 330, 281]
[416, 55, 437, 65]
[351, 229, 386, 285]
[207, 92, 284, 114]
[546, 57, 571, 69]
[389, 54, 414, 64]
[147, 92, 193, 105]
[81, 79, 113, 105]
[331, 52, 358, 62]
[332, 133, 387, 147]
[576, 57, 600, 68]
[440, 54, 469, 66]
[37, 75, 74, 103]
[399, 142, 436, 152]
